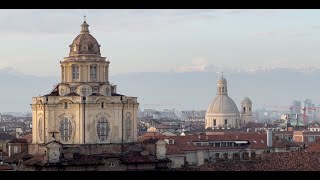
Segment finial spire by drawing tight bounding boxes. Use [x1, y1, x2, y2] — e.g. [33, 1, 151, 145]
[84, 11, 86, 22]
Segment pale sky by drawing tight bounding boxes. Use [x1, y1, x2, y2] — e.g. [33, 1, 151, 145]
[1, 9, 320, 76]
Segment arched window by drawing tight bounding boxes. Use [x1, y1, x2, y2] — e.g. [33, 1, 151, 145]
[126, 112, 132, 139]
[38, 117, 43, 142]
[222, 87, 224, 93]
[243, 107, 246, 112]
[97, 117, 109, 142]
[59, 118, 72, 142]
[249, 107, 251, 112]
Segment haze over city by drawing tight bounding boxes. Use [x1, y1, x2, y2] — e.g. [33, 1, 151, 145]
[1, 9, 320, 112]
[2, 9, 320, 172]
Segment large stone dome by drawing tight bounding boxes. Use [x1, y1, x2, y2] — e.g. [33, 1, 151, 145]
[206, 95, 240, 115]
[205, 75, 241, 129]
[69, 21, 101, 56]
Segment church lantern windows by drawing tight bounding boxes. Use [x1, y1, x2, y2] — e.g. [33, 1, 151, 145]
[97, 117, 109, 142]
[64, 102, 68, 109]
[59, 118, 73, 142]
[72, 65, 79, 80]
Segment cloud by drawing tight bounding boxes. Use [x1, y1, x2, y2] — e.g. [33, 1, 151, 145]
[252, 31, 309, 39]
[172, 58, 222, 73]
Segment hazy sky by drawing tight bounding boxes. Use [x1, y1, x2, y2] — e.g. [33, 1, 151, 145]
[1, 9, 320, 76]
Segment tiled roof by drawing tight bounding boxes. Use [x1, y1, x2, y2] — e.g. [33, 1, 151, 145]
[23, 156, 44, 166]
[120, 152, 157, 164]
[4, 152, 33, 164]
[164, 133, 301, 155]
[206, 152, 320, 171]
[20, 134, 32, 143]
[0, 164, 13, 171]
[0, 133, 16, 140]
[64, 153, 104, 166]
[8, 138, 27, 143]
[305, 139, 320, 152]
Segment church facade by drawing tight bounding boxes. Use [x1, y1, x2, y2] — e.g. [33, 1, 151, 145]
[30, 20, 139, 149]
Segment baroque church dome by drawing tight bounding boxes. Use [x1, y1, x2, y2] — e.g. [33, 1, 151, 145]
[206, 95, 240, 115]
[205, 75, 241, 129]
[69, 21, 101, 56]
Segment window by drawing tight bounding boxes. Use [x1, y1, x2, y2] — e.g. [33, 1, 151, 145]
[93, 87, 98, 93]
[81, 88, 87, 96]
[97, 117, 109, 142]
[82, 45, 88, 51]
[225, 119, 227, 124]
[73, 45, 77, 52]
[101, 102, 104, 109]
[222, 87, 224, 93]
[214, 143, 220, 147]
[213, 119, 216, 126]
[308, 136, 315, 142]
[243, 107, 246, 112]
[236, 119, 238, 125]
[13, 146, 18, 154]
[59, 118, 72, 142]
[64, 102, 68, 109]
[38, 117, 42, 142]
[108, 161, 115, 167]
[195, 142, 201, 146]
[169, 139, 174, 144]
[90, 65, 97, 81]
[215, 153, 219, 159]
[72, 65, 79, 80]
[249, 107, 251, 112]
[126, 112, 132, 139]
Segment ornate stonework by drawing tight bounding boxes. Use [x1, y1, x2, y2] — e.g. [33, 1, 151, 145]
[31, 20, 139, 146]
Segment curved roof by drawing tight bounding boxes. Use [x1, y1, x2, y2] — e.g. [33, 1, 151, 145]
[206, 95, 240, 115]
[69, 21, 101, 56]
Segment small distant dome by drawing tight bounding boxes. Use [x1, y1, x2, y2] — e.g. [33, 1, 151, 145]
[69, 21, 101, 56]
[242, 97, 251, 102]
[217, 77, 227, 84]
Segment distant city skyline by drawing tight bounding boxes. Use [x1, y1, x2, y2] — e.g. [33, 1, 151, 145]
[1, 9, 320, 76]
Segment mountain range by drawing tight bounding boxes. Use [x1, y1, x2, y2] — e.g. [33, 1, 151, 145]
[1, 67, 319, 113]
